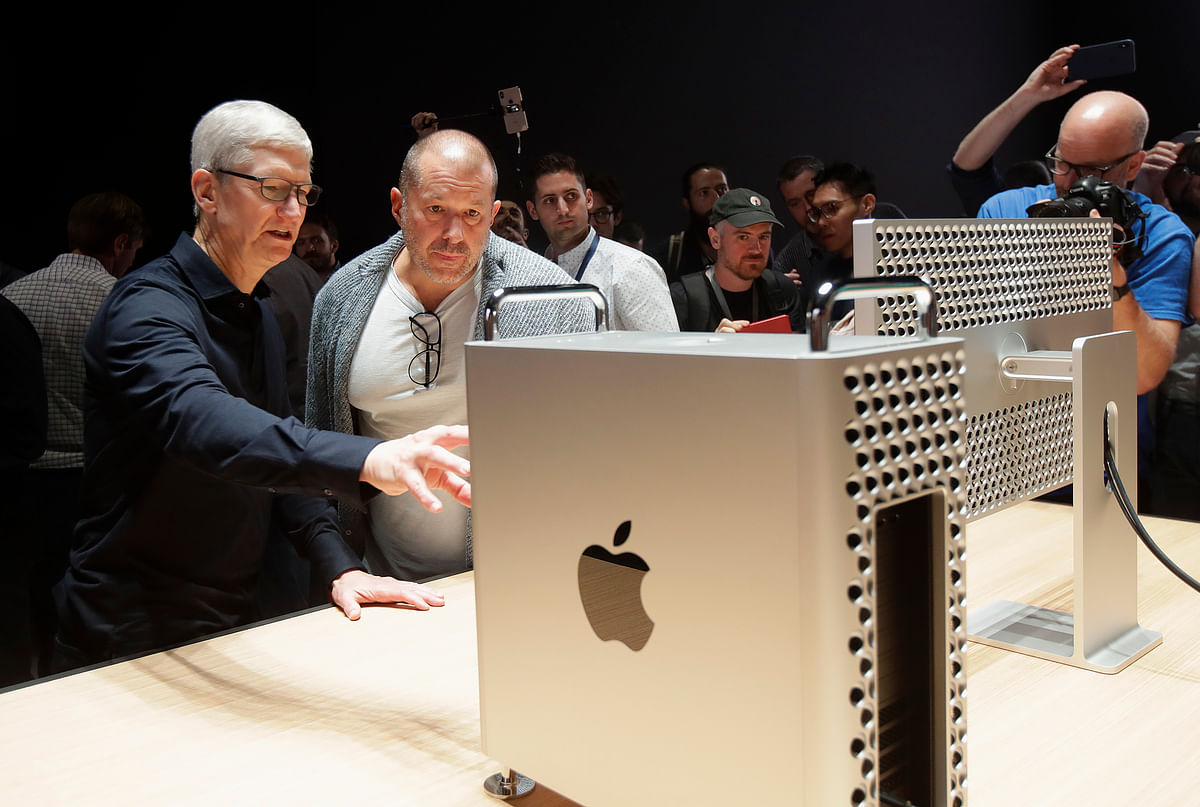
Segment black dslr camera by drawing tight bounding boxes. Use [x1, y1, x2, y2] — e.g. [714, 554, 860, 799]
[1026, 176, 1148, 265]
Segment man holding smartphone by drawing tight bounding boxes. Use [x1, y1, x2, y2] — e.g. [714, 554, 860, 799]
[947, 44, 1193, 509]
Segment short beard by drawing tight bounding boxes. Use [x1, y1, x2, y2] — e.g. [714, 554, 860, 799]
[717, 254, 766, 283]
[401, 204, 479, 287]
[731, 260, 766, 281]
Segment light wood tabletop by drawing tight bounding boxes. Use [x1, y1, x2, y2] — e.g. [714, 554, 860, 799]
[2, 501, 1198, 806]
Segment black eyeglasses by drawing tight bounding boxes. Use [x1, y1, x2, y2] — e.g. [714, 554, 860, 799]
[1044, 147, 1139, 179]
[216, 169, 323, 206]
[807, 195, 863, 224]
[409, 312, 441, 388]
[589, 206, 615, 223]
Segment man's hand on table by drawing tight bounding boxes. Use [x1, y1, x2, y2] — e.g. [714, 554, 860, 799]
[331, 569, 446, 619]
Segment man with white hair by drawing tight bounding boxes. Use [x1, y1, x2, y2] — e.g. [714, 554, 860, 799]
[54, 101, 472, 670]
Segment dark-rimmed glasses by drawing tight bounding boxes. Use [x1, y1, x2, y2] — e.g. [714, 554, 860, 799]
[216, 169, 323, 206]
[807, 195, 863, 224]
[589, 206, 615, 223]
[1043, 147, 1140, 179]
[409, 312, 441, 388]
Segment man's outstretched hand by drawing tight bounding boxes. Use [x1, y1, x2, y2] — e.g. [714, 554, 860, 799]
[360, 424, 471, 511]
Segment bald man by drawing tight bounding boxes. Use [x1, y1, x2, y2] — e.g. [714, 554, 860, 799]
[951, 45, 1191, 392]
[950, 46, 1193, 506]
[974, 89, 1191, 395]
[306, 130, 586, 582]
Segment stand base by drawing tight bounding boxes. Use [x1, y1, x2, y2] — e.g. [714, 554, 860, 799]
[483, 770, 536, 800]
[968, 599, 1162, 674]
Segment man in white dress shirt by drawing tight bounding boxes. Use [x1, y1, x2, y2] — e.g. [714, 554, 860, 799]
[526, 152, 679, 331]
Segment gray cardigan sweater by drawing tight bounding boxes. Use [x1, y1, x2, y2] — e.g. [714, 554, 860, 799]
[306, 229, 591, 562]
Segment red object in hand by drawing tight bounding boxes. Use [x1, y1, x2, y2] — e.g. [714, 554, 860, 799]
[738, 314, 791, 334]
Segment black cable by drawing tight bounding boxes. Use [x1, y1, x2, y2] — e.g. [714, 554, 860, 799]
[1103, 410, 1200, 594]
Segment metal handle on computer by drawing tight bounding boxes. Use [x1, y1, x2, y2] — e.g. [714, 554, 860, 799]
[483, 284, 609, 341]
[809, 275, 937, 351]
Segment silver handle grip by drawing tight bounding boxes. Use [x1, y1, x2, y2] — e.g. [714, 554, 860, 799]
[808, 276, 937, 352]
[483, 284, 609, 341]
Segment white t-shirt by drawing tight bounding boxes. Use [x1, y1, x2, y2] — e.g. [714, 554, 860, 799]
[347, 264, 481, 580]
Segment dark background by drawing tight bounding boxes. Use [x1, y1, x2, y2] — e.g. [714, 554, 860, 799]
[4, 4, 1197, 271]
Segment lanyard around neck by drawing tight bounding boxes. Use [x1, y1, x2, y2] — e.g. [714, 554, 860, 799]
[571, 231, 602, 281]
[705, 267, 758, 322]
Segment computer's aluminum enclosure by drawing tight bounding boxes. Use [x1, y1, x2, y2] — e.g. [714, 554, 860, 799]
[852, 218, 1160, 673]
[467, 330, 969, 807]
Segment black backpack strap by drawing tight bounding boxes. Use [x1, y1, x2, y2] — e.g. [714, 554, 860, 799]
[666, 232, 684, 276]
[680, 271, 712, 330]
[759, 270, 792, 314]
[760, 270, 807, 332]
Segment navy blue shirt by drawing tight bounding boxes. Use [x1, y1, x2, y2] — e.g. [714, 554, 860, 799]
[57, 234, 380, 662]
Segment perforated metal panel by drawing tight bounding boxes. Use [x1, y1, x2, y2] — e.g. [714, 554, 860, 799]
[853, 218, 1113, 519]
[841, 349, 969, 807]
[470, 330, 972, 807]
[963, 393, 1074, 514]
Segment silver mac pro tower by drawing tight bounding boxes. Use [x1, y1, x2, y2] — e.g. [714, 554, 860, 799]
[466, 319, 969, 807]
[852, 217, 1161, 673]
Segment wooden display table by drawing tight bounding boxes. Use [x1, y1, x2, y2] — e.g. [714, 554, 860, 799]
[2, 502, 1198, 805]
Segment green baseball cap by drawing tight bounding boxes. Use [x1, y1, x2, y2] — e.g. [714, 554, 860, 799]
[709, 187, 782, 228]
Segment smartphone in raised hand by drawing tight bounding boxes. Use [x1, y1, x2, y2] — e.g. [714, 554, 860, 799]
[1068, 39, 1136, 81]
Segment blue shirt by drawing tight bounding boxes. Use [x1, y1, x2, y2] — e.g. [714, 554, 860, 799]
[979, 183, 1193, 325]
[57, 234, 380, 663]
[979, 184, 1195, 482]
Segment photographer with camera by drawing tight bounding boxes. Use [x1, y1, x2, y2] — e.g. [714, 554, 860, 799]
[950, 45, 1191, 393]
[975, 89, 1192, 396]
[951, 51, 1193, 508]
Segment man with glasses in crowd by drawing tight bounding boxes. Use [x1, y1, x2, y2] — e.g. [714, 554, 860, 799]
[54, 101, 475, 671]
[585, 172, 624, 239]
[806, 162, 877, 315]
[956, 72, 1190, 392]
[306, 130, 586, 583]
[949, 45, 1193, 509]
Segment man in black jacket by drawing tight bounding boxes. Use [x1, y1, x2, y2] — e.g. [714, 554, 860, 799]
[670, 188, 804, 332]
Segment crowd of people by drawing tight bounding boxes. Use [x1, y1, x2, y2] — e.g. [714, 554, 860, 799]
[2, 43, 1198, 687]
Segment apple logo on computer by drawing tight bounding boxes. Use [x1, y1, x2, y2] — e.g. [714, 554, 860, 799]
[577, 520, 654, 651]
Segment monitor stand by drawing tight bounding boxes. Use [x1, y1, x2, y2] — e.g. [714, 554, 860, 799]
[968, 331, 1163, 673]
